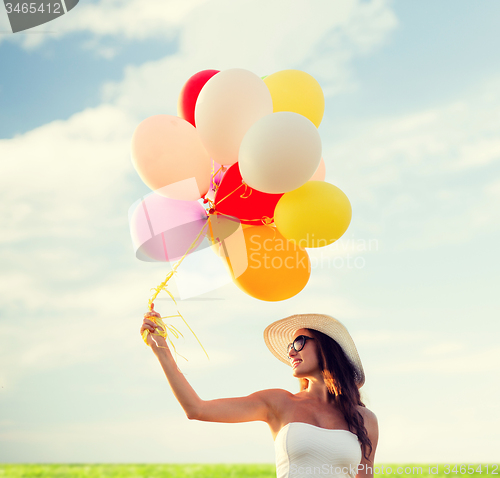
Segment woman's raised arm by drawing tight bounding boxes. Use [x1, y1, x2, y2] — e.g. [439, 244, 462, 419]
[141, 312, 285, 425]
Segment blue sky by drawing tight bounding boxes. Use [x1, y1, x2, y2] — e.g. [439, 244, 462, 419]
[3, 1, 500, 137]
[1, 0, 499, 465]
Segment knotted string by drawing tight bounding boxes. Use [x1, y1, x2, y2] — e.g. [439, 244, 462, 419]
[211, 176, 276, 226]
[142, 221, 210, 363]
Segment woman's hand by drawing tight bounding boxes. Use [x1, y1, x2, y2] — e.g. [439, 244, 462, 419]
[140, 310, 168, 351]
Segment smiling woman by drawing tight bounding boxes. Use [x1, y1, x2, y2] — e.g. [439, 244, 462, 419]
[140, 312, 378, 478]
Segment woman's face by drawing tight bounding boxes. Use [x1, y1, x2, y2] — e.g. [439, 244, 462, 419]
[288, 328, 320, 377]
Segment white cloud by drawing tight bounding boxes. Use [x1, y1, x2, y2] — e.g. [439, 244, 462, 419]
[0, 265, 150, 386]
[100, 0, 397, 117]
[325, 76, 500, 249]
[0, 0, 209, 48]
[355, 330, 427, 345]
[66, 0, 208, 38]
[455, 138, 500, 170]
[0, 415, 275, 463]
[377, 346, 500, 374]
[378, 410, 499, 462]
[0, 0, 398, 75]
[328, 90, 500, 181]
[422, 341, 464, 356]
[0, 104, 137, 244]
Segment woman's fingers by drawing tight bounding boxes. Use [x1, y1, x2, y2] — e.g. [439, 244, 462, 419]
[144, 310, 161, 318]
[141, 318, 166, 334]
[140, 324, 155, 334]
[140, 312, 168, 349]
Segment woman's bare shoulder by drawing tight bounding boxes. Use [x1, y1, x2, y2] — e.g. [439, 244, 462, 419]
[357, 405, 379, 436]
[253, 388, 295, 415]
[357, 405, 377, 421]
[256, 388, 294, 402]
[357, 404, 375, 414]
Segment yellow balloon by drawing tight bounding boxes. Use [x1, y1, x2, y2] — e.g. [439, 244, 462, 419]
[274, 181, 351, 248]
[264, 70, 325, 128]
[226, 226, 311, 301]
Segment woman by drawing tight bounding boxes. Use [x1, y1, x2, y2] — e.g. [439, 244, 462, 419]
[140, 312, 378, 478]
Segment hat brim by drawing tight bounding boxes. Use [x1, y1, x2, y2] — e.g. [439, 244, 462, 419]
[263, 313, 365, 388]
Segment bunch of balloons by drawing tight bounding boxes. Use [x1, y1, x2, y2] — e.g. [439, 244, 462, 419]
[129, 68, 352, 302]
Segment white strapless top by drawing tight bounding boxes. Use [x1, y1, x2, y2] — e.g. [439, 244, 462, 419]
[274, 422, 362, 478]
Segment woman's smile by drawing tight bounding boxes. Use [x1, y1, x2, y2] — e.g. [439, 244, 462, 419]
[292, 359, 303, 369]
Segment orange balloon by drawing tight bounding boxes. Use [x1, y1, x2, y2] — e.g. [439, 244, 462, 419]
[131, 115, 211, 201]
[226, 226, 311, 301]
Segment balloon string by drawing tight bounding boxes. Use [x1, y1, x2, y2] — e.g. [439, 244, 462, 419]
[240, 181, 252, 199]
[143, 200, 278, 362]
[208, 164, 255, 210]
[145, 171, 277, 361]
[210, 160, 226, 190]
[207, 208, 275, 227]
[214, 182, 245, 207]
[208, 174, 274, 226]
[143, 221, 211, 362]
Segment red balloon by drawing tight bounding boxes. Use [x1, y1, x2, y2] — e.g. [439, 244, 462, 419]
[213, 163, 283, 225]
[178, 70, 220, 127]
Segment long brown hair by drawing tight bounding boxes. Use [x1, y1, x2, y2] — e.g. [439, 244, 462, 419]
[298, 328, 372, 461]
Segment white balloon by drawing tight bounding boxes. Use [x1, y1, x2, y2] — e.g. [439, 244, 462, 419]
[239, 112, 322, 194]
[195, 68, 273, 166]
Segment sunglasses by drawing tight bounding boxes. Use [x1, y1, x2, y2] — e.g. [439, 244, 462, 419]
[287, 335, 315, 357]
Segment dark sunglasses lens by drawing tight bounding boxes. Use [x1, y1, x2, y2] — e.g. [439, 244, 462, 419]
[294, 336, 305, 351]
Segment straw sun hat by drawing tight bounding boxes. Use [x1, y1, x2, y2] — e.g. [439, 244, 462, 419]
[263, 313, 365, 388]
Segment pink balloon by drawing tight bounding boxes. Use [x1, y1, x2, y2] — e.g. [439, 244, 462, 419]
[309, 157, 326, 181]
[131, 115, 212, 201]
[129, 192, 208, 262]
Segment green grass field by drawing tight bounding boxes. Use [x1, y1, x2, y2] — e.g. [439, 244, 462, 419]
[0, 464, 497, 477]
